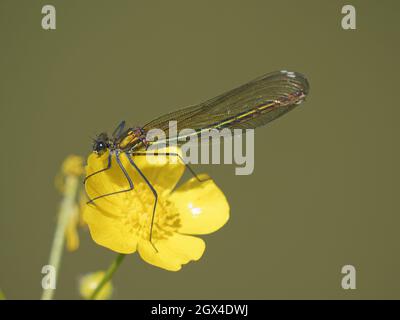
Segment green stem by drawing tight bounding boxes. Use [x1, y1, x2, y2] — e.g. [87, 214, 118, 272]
[89, 254, 126, 300]
[41, 175, 80, 300]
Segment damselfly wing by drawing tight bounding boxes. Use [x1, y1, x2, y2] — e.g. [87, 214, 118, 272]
[101, 70, 309, 153]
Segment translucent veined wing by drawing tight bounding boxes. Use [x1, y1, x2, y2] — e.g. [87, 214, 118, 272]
[142, 70, 309, 144]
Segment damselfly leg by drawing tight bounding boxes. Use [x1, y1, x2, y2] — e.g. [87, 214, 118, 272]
[125, 153, 159, 252]
[86, 152, 134, 204]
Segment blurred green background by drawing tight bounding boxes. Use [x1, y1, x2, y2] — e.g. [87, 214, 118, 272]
[1, 0, 399, 299]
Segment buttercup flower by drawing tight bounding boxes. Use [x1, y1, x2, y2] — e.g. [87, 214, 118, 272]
[61, 155, 85, 177]
[79, 271, 113, 300]
[83, 147, 229, 271]
[64, 191, 87, 251]
[55, 155, 87, 252]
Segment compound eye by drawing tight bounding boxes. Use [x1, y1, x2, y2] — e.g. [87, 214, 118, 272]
[94, 141, 107, 154]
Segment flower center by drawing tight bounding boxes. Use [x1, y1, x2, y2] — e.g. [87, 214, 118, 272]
[119, 182, 181, 242]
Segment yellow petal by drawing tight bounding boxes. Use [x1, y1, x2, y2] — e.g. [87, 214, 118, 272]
[137, 241, 182, 271]
[169, 175, 230, 235]
[83, 204, 138, 254]
[137, 234, 205, 271]
[78, 191, 88, 226]
[162, 233, 205, 261]
[65, 205, 80, 252]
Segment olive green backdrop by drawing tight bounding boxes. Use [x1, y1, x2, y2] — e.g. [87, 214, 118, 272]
[1, 0, 399, 299]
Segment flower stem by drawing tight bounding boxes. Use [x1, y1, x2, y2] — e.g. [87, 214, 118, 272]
[89, 254, 126, 300]
[41, 175, 80, 300]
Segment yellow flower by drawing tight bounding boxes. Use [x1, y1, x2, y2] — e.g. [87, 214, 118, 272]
[83, 147, 229, 271]
[61, 155, 85, 176]
[65, 191, 87, 251]
[55, 155, 85, 193]
[79, 271, 113, 300]
[55, 155, 86, 252]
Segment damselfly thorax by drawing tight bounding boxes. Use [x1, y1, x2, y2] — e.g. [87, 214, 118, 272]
[92, 126, 149, 154]
[85, 70, 310, 251]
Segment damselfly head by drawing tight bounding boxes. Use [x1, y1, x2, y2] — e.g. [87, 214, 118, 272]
[93, 133, 110, 155]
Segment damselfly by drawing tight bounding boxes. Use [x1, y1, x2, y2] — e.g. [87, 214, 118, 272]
[84, 70, 309, 250]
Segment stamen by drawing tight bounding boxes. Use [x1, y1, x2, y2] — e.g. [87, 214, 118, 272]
[120, 182, 181, 241]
